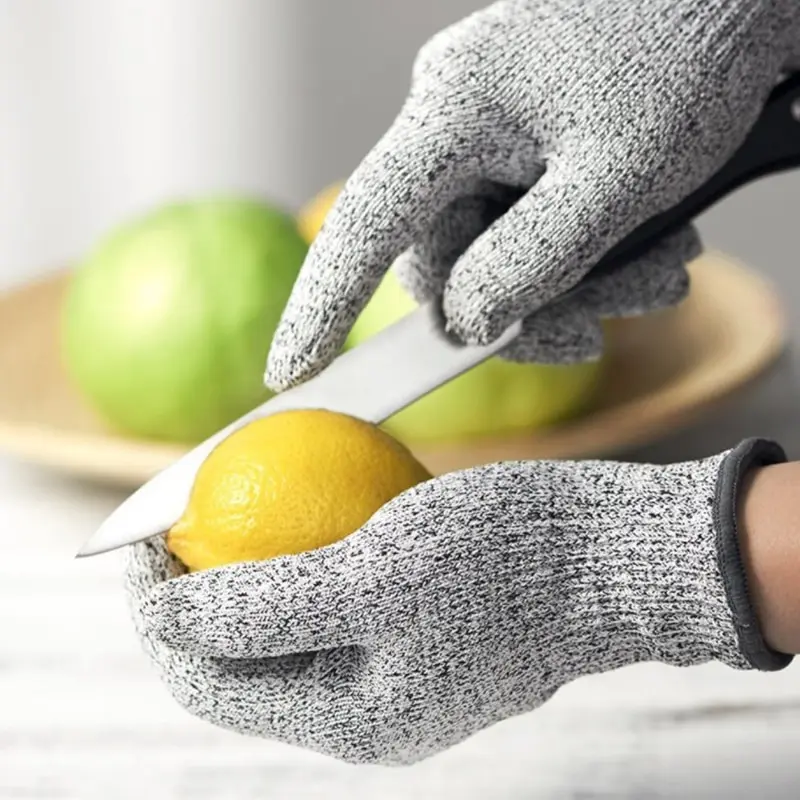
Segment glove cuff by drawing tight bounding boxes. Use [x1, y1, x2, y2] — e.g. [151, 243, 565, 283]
[582, 441, 792, 674]
[715, 437, 793, 671]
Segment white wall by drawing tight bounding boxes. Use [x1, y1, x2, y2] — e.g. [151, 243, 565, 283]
[0, 0, 484, 287]
[1, 0, 798, 297]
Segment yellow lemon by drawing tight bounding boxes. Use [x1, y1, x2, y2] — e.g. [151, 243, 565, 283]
[297, 182, 344, 243]
[166, 409, 432, 572]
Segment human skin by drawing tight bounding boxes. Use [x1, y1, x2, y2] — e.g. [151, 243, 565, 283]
[740, 461, 800, 655]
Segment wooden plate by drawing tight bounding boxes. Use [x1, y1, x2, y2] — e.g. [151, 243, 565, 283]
[0, 253, 787, 487]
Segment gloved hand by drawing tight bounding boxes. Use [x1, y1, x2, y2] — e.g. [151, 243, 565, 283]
[265, 0, 800, 390]
[127, 438, 791, 766]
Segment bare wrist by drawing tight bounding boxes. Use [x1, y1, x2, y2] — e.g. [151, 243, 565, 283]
[739, 461, 800, 655]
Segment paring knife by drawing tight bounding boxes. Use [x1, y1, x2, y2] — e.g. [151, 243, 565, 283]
[77, 71, 800, 558]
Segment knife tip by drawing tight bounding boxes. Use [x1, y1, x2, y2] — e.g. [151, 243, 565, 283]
[74, 538, 109, 559]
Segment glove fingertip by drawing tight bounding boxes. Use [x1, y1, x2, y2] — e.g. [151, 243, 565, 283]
[442, 284, 515, 347]
[138, 609, 176, 653]
[504, 307, 603, 364]
[264, 333, 325, 392]
[392, 252, 442, 304]
[263, 357, 308, 393]
[134, 576, 196, 646]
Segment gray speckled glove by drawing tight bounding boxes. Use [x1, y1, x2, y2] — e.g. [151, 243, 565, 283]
[126, 438, 791, 766]
[266, 0, 800, 390]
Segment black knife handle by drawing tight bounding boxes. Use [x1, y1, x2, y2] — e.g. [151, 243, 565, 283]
[575, 71, 800, 290]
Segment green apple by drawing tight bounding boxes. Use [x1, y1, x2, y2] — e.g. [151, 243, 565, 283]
[346, 271, 604, 444]
[61, 197, 308, 443]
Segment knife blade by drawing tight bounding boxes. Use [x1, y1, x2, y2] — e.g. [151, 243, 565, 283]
[76, 303, 523, 557]
[77, 70, 800, 558]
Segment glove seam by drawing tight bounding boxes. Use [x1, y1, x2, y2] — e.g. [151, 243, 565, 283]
[713, 437, 793, 672]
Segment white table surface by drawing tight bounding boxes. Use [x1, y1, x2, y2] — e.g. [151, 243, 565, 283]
[4, 299, 800, 799]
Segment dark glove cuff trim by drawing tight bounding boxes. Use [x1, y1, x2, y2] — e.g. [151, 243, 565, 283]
[715, 437, 793, 672]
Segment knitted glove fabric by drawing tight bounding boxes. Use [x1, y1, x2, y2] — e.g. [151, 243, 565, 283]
[127, 438, 791, 766]
[265, 0, 800, 390]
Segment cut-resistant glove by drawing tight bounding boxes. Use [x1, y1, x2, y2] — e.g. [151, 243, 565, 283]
[126, 438, 792, 766]
[265, 0, 800, 390]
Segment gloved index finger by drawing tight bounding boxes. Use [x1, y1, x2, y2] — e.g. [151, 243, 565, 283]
[140, 547, 372, 659]
[265, 105, 477, 391]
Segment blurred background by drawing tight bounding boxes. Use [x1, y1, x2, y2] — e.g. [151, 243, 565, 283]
[1, 0, 483, 286]
[2, 0, 799, 291]
[3, 2, 800, 798]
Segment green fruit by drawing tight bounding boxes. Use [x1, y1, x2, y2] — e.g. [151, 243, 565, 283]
[346, 272, 604, 444]
[62, 197, 308, 443]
